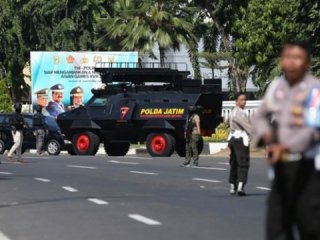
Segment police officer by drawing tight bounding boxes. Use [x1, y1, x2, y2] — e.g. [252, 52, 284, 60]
[228, 92, 252, 196]
[253, 41, 320, 239]
[47, 84, 65, 118]
[67, 87, 84, 110]
[183, 106, 201, 167]
[34, 88, 50, 116]
[33, 106, 47, 155]
[7, 103, 26, 163]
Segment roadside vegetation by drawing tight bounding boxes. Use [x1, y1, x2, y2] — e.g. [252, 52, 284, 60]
[1, 0, 319, 108]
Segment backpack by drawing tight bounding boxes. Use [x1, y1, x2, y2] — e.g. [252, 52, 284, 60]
[33, 113, 45, 128]
[10, 113, 25, 130]
[186, 114, 195, 135]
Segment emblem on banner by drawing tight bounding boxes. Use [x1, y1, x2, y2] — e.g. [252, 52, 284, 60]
[54, 56, 60, 65]
[93, 56, 102, 63]
[66, 55, 75, 64]
[107, 56, 115, 64]
[81, 56, 89, 64]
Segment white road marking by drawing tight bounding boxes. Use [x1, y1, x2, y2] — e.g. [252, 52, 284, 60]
[125, 156, 152, 160]
[62, 186, 78, 193]
[256, 186, 271, 191]
[192, 178, 222, 183]
[34, 178, 51, 183]
[218, 162, 229, 166]
[108, 160, 139, 165]
[130, 171, 158, 175]
[0, 231, 12, 240]
[67, 165, 96, 169]
[128, 214, 162, 226]
[0, 172, 13, 175]
[192, 166, 227, 171]
[88, 198, 109, 205]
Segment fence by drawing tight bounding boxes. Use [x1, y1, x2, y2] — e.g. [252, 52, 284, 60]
[222, 100, 262, 121]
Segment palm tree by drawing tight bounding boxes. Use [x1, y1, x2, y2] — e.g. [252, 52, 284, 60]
[197, 51, 232, 78]
[97, 0, 195, 67]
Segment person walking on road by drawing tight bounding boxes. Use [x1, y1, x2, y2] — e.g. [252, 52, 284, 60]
[228, 93, 252, 196]
[253, 41, 320, 239]
[33, 106, 47, 155]
[183, 106, 201, 167]
[7, 103, 26, 163]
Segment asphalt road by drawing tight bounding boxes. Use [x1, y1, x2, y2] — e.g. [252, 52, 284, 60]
[0, 153, 271, 240]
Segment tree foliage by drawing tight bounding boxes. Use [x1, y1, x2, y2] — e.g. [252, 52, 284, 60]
[0, 0, 110, 101]
[234, 0, 298, 92]
[0, 80, 13, 112]
[97, 0, 195, 66]
[293, 0, 320, 76]
[1, 0, 320, 98]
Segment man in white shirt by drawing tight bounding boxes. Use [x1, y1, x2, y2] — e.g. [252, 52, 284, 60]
[228, 93, 252, 196]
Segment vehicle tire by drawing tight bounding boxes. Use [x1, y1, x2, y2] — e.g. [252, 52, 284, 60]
[198, 136, 204, 155]
[46, 139, 61, 156]
[104, 142, 130, 156]
[146, 133, 175, 157]
[0, 139, 6, 154]
[175, 139, 186, 157]
[66, 144, 76, 155]
[175, 136, 204, 157]
[72, 132, 100, 156]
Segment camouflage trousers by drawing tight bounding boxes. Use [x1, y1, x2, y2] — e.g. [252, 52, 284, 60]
[185, 134, 200, 164]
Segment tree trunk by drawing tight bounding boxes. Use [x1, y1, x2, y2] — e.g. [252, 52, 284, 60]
[65, 0, 69, 18]
[159, 47, 165, 68]
[187, 42, 201, 79]
[213, 19, 247, 94]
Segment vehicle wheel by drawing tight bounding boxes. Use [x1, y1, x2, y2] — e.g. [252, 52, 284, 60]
[66, 144, 76, 155]
[175, 137, 204, 157]
[146, 133, 175, 157]
[0, 139, 6, 154]
[46, 139, 61, 156]
[198, 136, 204, 155]
[72, 132, 100, 156]
[104, 142, 130, 156]
[175, 139, 186, 157]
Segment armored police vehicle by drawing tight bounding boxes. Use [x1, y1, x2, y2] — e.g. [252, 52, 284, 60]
[57, 63, 222, 157]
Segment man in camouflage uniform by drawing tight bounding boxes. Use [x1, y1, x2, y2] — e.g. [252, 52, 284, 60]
[184, 106, 201, 167]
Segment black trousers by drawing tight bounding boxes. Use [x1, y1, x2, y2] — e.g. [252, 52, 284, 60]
[267, 161, 320, 240]
[228, 137, 250, 184]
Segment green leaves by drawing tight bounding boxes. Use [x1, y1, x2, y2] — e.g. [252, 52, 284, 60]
[233, 0, 299, 92]
[0, 80, 13, 113]
[0, 0, 111, 101]
[97, 0, 196, 66]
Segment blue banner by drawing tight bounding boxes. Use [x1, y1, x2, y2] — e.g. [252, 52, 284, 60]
[31, 51, 138, 118]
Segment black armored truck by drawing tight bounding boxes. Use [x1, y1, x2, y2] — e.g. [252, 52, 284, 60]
[57, 63, 223, 157]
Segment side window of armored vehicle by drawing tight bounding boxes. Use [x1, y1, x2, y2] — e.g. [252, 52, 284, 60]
[90, 98, 108, 107]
